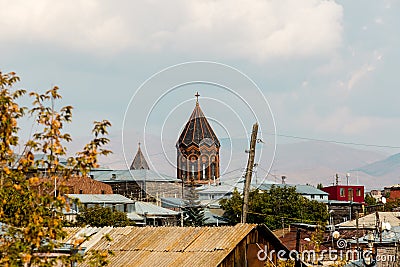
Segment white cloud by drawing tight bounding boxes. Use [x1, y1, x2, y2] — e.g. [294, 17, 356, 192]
[0, 0, 343, 61]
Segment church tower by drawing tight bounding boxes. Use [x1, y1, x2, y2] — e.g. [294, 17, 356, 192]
[130, 143, 150, 170]
[176, 93, 220, 184]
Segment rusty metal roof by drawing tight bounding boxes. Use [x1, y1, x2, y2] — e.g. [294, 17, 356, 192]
[64, 224, 257, 267]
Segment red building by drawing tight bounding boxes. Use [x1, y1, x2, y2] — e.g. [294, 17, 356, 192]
[384, 184, 400, 201]
[322, 185, 364, 203]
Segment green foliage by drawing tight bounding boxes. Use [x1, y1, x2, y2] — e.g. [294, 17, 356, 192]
[86, 249, 114, 267]
[384, 198, 400, 211]
[0, 71, 112, 266]
[183, 180, 205, 226]
[364, 194, 377, 206]
[76, 205, 134, 227]
[220, 188, 243, 224]
[317, 183, 323, 190]
[220, 185, 329, 230]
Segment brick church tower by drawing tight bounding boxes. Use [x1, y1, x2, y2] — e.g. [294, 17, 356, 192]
[176, 93, 220, 184]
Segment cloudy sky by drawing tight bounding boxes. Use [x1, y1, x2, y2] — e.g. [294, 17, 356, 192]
[1, 0, 399, 170]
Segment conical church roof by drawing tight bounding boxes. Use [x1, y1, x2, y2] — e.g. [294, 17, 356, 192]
[177, 95, 220, 148]
[130, 143, 150, 170]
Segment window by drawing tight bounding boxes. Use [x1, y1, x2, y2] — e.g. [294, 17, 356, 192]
[340, 188, 345, 197]
[311, 195, 315, 199]
[79, 189, 83, 194]
[320, 195, 323, 199]
[356, 188, 361, 197]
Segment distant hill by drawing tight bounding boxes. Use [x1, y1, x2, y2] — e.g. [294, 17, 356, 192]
[352, 153, 400, 176]
[268, 141, 389, 189]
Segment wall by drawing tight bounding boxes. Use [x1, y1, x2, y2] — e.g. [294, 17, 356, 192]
[219, 225, 303, 267]
[322, 185, 364, 203]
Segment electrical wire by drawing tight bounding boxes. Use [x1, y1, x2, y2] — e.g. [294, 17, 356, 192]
[260, 132, 400, 149]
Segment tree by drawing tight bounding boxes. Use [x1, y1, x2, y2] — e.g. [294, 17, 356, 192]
[0, 71, 112, 266]
[219, 188, 242, 224]
[364, 194, 377, 206]
[76, 205, 134, 227]
[220, 185, 329, 230]
[317, 183, 323, 190]
[182, 179, 205, 226]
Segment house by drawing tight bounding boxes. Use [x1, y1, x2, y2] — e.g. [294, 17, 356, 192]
[197, 183, 243, 201]
[384, 184, 400, 201]
[67, 194, 135, 213]
[203, 209, 228, 226]
[91, 145, 184, 201]
[258, 183, 329, 202]
[91, 169, 183, 200]
[367, 189, 383, 201]
[326, 200, 364, 225]
[160, 197, 228, 226]
[132, 201, 179, 226]
[63, 224, 304, 267]
[322, 185, 365, 203]
[66, 194, 179, 226]
[338, 212, 400, 230]
[196, 178, 280, 203]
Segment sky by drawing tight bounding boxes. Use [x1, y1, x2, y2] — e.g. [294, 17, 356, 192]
[1, 0, 399, 171]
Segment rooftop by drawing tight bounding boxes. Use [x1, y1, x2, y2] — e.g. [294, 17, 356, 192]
[130, 143, 150, 170]
[134, 201, 179, 216]
[63, 224, 259, 267]
[338, 212, 400, 229]
[91, 169, 180, 183]
[257, 183, 329, 196]
[67, 194, 134, 204]
[177, 95, 220, 148]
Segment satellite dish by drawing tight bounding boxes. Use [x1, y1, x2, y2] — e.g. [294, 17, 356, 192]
[332, 231, 340, 239]
[382, 197, 387, 204]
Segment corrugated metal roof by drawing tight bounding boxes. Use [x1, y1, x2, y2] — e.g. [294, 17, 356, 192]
[161, 197, 185, 208]
[65, 224, 257, 267]
[67, 194, 134, 204]
[127, 212, 145, 221]
[134, 201, 179, 216]
[258, 183, 329, 195]
[198, 184, 243, 194]
[91, 169, 180, 183]
[204, 210, 228, 225]
[339, 212, 400, 229]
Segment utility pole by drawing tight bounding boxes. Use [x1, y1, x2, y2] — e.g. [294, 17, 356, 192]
[356, 211, 359, 249]
[181, 175, 184, 227]
[241, 122, 258, 223]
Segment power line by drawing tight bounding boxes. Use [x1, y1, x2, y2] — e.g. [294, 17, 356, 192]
[261, 132, 400, 149]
